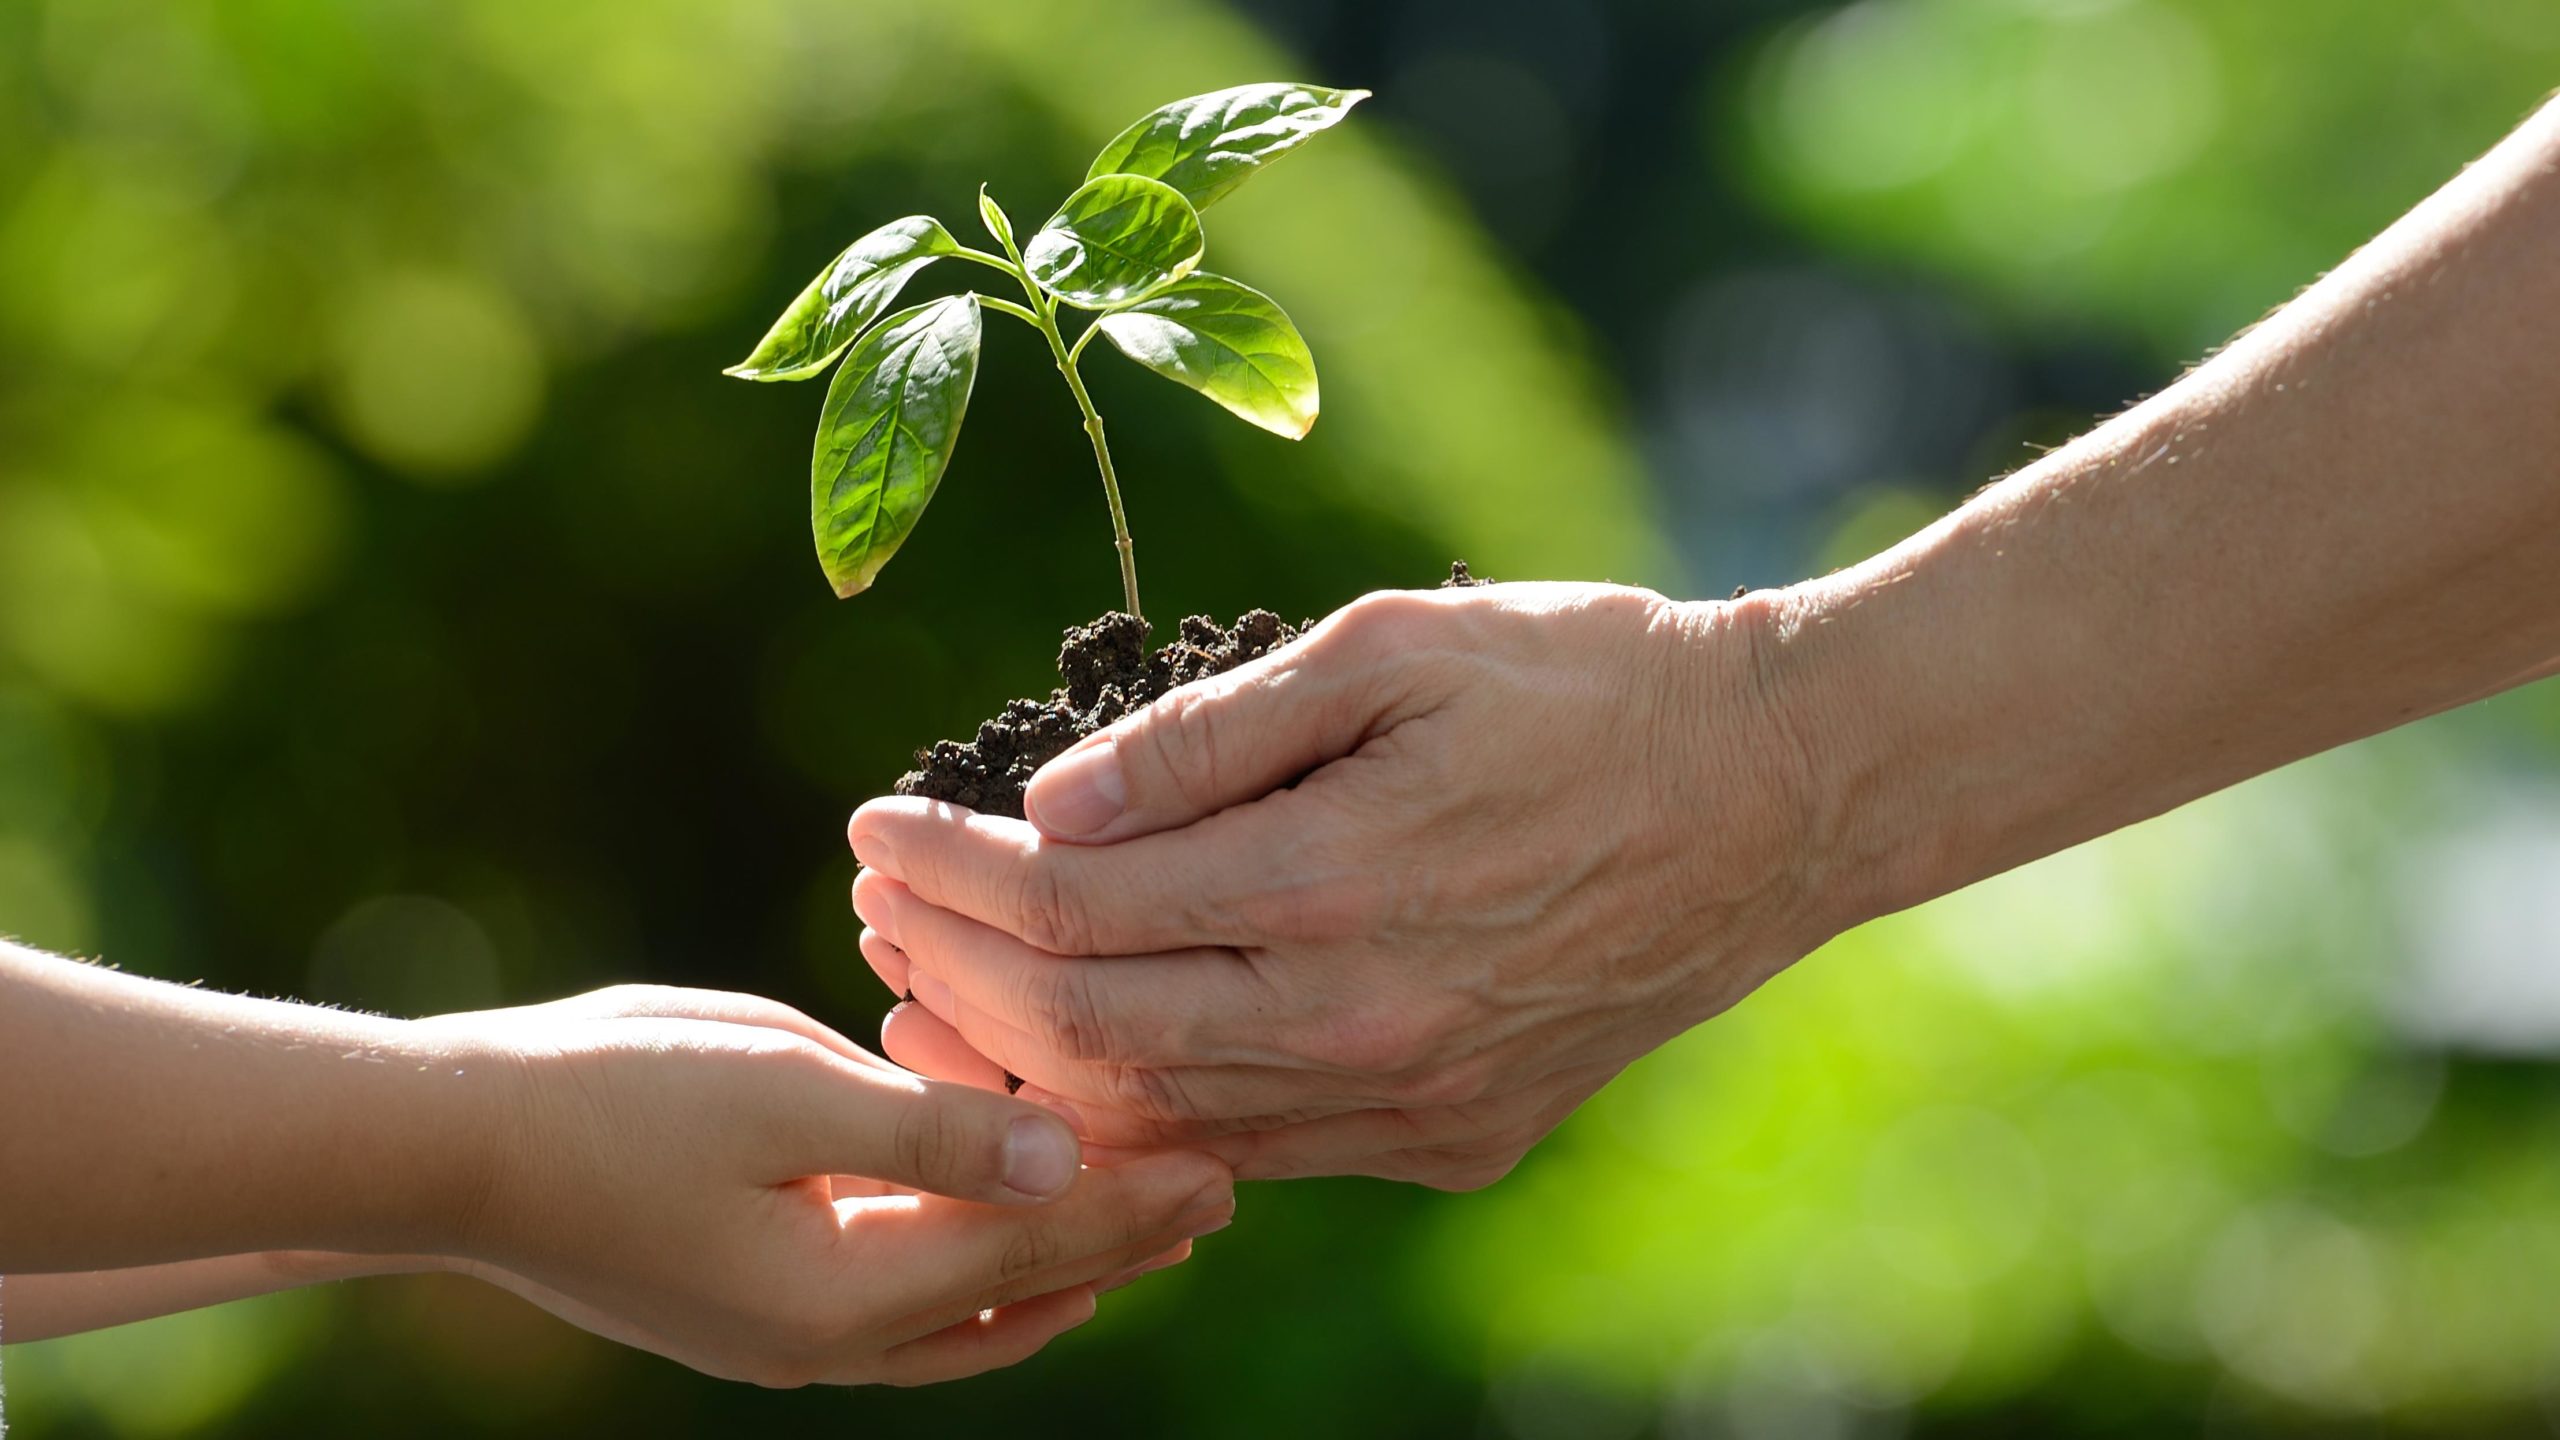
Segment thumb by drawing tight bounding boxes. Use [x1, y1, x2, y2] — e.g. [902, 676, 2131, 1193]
[1024, 610, 1392, 844]
[792, 1062, 1085, 1206]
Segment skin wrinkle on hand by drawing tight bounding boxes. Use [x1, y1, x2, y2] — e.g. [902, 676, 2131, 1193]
[851, 98, 2560, 1192]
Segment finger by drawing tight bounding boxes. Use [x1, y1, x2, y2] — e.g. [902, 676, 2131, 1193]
[860, 1199, 1214, 1355]
[772, 1058, 1084, 1205]
[850, 796, 1332, 956]
[880, 944, 1369, 1135]
[858, 922, 913, 998]
[1008, 1074, 1361, 1149]
[856, 1150, 1232, 1327]
[1191, 1107, 1434, 1179]
[855, 870, 1275, 1069]
[844, 1286, 1099, 1387]
[1089, 1100, 1495, 1180]
[1098, 1238, 1193, 1295]
[1176, 1073, 1606, 1183]
[1018, 600, 1419, 842]
[880, 1000, 1014, 1092]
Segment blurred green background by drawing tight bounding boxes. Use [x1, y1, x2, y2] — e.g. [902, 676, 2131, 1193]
[5, 0, 2560, 1433]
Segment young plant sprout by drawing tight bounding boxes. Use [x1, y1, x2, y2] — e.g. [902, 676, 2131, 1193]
[725, 82, 1367, 624]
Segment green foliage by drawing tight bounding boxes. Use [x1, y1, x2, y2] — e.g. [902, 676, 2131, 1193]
[723, 218, 960, 383]
[810, 295, 985, 599]
[1096, 274, 1318, 439]
[1731, 0, 2560, 357]
[976, 186, 1018, 257]
[1085, 82, 1372, 209]
[728, 83, 1362, 615]
[1025, 174, 1205, 308]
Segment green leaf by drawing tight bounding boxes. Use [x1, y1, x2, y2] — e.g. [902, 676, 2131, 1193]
[1023, 174, 1204, 309]
[809, 294, 983, 597]
[725, 217, 958, 382]
[977, 186, 1016, 256]
[1095, 273, 1319, 439]
[1085, 83, 1369, 210]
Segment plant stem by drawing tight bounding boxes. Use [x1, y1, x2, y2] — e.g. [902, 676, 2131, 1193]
[974, 220, 1144, 622]
[976, 294, 1045, 327]
[952, 246, 1022, 276]
[1033, 298, 1142, 622]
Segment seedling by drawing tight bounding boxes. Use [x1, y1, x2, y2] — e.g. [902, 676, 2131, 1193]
[725, 82, 1367, 624]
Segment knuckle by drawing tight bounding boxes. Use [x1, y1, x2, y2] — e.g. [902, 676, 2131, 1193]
[1016, 858, 1097, 956]
[1026, 966, 1117, 1065]
[1301, 869, 1395, 942]
[1140, 686, 1231, 812]
[1104, 1061, 1192, 1123]
[1396, 1060, 1492, 1111]
[997, 1222, 1065, 1284]
[1326, 590, 1435, 658]
[1302, 1008, 1427, 1079]
[890, 1097, 976, 1188]
[1110, 1180, 1192, 1248]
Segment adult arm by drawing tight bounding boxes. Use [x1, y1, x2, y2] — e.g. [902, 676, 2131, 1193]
[846, 97, 2560, 1186]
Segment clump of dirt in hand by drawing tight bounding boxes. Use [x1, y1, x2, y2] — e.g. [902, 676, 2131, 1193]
[895, 562, 1490, 820]
[895, 608, 1309, 820]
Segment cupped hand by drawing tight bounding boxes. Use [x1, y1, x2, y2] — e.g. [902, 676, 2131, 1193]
[847, 582, 1841, 1189]
[423, 984, 1231, 1387]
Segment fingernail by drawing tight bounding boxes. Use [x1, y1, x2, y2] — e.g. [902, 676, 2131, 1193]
[1004, 1114, 1079, 1199]
[911, 967, 953, 1018]
[850, 830, 899, 878]
[851, 881, 897, 946]
[1027, 743, 1125, 837]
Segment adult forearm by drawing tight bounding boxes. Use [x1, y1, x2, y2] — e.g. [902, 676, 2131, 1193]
[1762, 98, 2560, 928]
[0, 942, 514, 1272]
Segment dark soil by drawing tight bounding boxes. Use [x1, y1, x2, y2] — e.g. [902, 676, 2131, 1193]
[895, 562, 1490, 819]
[894, 608, 1307, 820]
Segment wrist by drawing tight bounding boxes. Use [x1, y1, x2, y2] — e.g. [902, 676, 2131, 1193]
[372, 1019, 540, 1262]
[1738, 479, 2105, 930]
[1695, 581, 1959, 942]
[1646, 590, 1878, 968]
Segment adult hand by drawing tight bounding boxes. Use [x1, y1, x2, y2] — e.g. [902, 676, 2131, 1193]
[427, 984, 1232, 1387]
[848, 583, 1843, 1189]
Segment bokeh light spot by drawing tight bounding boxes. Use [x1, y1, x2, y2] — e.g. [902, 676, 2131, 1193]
[307, 893, 504, 1017]
[329, 269, 546, 482]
